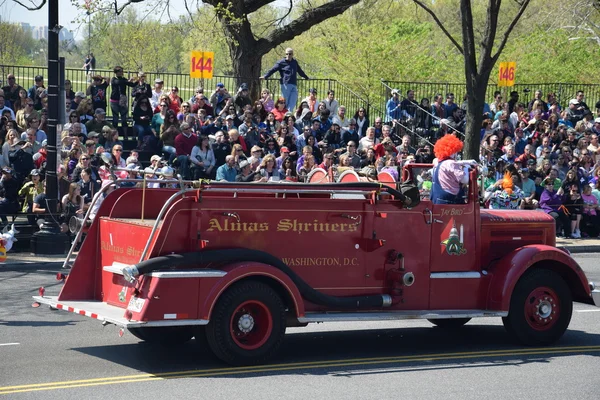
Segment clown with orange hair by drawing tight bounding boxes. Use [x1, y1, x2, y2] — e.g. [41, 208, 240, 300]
[485, 171, 525, 209]
[431, 134, 477, 204]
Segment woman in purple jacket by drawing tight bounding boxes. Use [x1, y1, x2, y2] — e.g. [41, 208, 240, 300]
[539, 177, 571, 237]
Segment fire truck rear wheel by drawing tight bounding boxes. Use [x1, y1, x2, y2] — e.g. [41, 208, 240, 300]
[128, 326, 194, 345]
[502, 269, 572, 346]
[427, 318, 471, 328]
[206, 280, 286, 366]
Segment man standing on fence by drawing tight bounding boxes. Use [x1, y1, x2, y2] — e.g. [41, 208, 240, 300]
[110, 66, 136, 137]
[261, 48, 309, 111]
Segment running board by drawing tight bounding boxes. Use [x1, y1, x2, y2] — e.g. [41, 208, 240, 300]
[32, 296, 209, 328]
[297, 310, 507, 323]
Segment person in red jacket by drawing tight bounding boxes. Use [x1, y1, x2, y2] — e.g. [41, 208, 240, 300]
[174, 124, 197, 180]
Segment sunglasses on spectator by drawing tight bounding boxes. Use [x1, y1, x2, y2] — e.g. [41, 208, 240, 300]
[160, 104, 168, 107]
[236, 149, 243, 152]
[172, 88, 178, 92]
[82, 157, 90, 160]
[183, 104, 190, 108]
[114, 148, 122, 152]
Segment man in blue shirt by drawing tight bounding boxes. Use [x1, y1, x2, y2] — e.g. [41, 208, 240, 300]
[215, 155, 237, 182]
[386, 89, 402, 122]
[261, 47, 309, 111]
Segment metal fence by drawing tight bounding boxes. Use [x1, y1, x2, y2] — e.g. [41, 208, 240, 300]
[0, 64, 372, 119]
[380, 80, 600, 112]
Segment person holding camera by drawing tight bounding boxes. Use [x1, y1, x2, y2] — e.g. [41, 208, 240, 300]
[210, 83, 232, 116]
[238, 115, 259, 149]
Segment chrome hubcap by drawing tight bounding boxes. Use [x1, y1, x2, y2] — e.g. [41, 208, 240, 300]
[538, 301, 552, 318]
[238, 314, 255, 333]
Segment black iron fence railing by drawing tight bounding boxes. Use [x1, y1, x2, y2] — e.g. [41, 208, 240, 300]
[4, 64, 598, 122]
[0, 65, 372, 119]
[380, 80, 600, 113]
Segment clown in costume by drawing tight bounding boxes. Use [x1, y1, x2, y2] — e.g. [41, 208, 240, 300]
[485, 171, 525, 209]
[431, 135, 477, 204]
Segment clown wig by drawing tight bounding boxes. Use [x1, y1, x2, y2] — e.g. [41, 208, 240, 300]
[502, 171, 514, 195]
[433, 134, 464, 161]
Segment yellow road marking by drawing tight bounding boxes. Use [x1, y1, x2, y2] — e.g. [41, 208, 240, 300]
[1, 345, 599, 395]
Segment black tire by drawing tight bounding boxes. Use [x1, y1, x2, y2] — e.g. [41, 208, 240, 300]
[205, 280, 286, 366]
[128, 326, 194, 345]
[502, 269, 572, 346]
[428, 318, 471, 328]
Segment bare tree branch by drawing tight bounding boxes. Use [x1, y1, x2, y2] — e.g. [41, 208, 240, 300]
[256, 0, 361, 53]
[491, 0, 531, 62]
[10, 0, 45, 11]
[115, 0, 147, 15]
[412, 0, 464, 54]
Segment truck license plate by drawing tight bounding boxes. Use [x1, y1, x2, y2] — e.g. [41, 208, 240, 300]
[127, 296, 146, 313]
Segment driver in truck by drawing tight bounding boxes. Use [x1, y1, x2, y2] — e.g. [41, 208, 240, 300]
[431, 134, 477, 204]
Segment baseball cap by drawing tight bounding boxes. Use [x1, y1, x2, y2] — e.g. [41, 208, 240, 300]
[594, 118, 600, 124]
[569, 99, 579, 105]
[309, 88, 317, 94]
[239, 83, 249, 91]
[30, 169, 40, 176]
[126, 163, 139, 170]
[280, 146, 290, 153]
[155, 78, 163, 84]
[216, 82, 224, 88]
[150, 155, 162, 163]
[225, 115, 234, 120]
[519, 168, 529, 174]
[1, 167, 12, 174]
[75, 91, 85, 98]
[34, 75, 43, 82]
[391, 89, 399, 95]
[94, 108, 106, 115]
[87, 131, 100, 138]
[239, 160, 250, 169]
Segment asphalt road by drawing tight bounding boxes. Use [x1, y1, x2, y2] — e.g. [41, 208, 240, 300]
[1, 254, 600, 399]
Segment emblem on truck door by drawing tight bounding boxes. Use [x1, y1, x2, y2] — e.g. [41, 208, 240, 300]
[441, 222, 466, 255]
[118, 286, 127, 303]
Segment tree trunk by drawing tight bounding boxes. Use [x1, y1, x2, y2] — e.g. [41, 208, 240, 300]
[463, 68, 492, 161]
[229, 42, 263, 101]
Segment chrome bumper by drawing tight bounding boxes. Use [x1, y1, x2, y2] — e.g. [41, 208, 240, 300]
[592, 289, 600, 307]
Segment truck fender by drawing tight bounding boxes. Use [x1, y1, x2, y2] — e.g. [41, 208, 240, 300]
[487, 245, 592, 311]
[198, 262, 305, 321]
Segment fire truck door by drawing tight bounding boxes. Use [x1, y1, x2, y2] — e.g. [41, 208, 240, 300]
[428, 201, 477, 272]
[366, 198, 432, 309]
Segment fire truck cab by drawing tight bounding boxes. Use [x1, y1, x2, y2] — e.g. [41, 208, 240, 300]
[33, 166, 600, 365]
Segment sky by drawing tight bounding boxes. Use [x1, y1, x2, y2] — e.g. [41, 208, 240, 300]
[2, 0, 290, 40]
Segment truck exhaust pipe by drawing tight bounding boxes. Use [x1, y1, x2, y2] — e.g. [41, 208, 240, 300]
[123, 249, 394, 309]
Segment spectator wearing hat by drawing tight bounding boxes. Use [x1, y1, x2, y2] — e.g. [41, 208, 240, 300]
[87, 75, 109, 112]
[131, 72, 152, 110]
[386, 89, 402, 123]
[71, 91, 86, 112]
[303, 88, 318, 114]
[86, 108, 113, 134]
[567, 98, 585, 126]
[262, 47, 309, 111]
[28, 75, 45, 111]
[174, 123, 197, 180]
[233, 83, 252, 115]
[18, 169, 43, 223]
[539, 177, 570, 236]
[150, 78, 164, 109]
[110, 66, 137, 132]
[210, 83, 232, 116]
[276, 146, 290, 170]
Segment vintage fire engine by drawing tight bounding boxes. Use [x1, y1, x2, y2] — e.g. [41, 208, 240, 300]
[33, 164, 600, 366]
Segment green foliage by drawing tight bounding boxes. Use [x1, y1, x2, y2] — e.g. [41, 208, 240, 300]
[0, 20, 38, 65]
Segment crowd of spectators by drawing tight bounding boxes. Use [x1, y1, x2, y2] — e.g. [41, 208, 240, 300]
[1, 66, 600, 239]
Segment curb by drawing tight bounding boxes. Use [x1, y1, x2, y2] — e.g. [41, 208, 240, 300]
[0, 261, 63, 270]
[562, 245, 600, 254]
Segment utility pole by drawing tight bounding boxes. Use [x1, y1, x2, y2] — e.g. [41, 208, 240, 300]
[31, 0, 69, 254]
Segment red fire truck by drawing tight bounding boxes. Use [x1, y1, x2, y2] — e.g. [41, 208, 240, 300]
[33, 165, 600, 365]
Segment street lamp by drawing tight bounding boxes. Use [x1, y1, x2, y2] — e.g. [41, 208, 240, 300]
[30, 0, 70, 255]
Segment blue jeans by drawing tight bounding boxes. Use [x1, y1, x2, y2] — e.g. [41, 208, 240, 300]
[281, 83, 298, 111]
[134, 124, 153, 141]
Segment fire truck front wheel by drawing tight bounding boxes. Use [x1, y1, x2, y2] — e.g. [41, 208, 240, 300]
[502, 269, 573, 346]
[206, 280, 287, 366]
